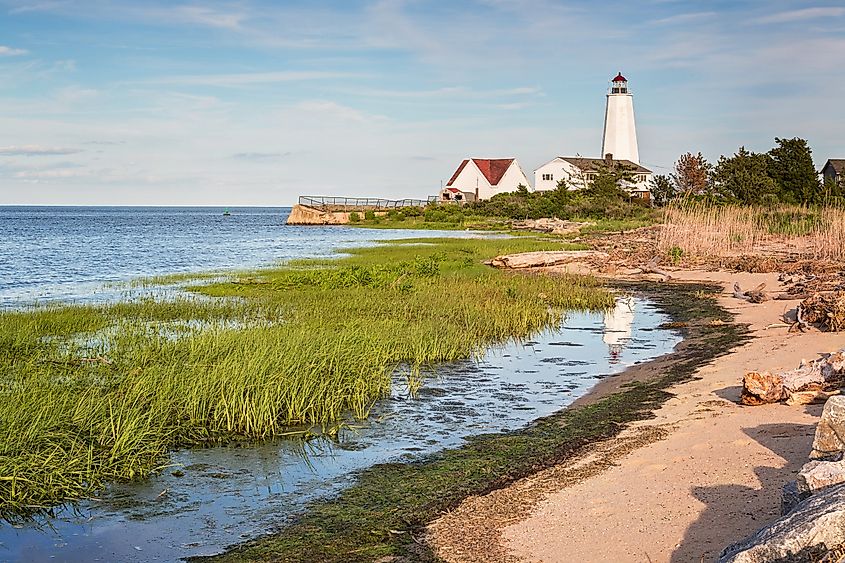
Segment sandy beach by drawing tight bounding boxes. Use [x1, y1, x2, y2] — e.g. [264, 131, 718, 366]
[428, 269, 845, 563]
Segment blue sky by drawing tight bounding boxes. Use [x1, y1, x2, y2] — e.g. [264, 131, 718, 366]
[0, 0, 843, 205]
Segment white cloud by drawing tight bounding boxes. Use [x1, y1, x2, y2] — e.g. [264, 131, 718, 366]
[0, 45, 28, 56]
[139, 70, 360, 87]
[167, 5, 246, 30]
[650, 12, 716, 25]
[232, 151, 292, 160]
[758, 7, 845, 24]
[294, 100, 386, 123]
[14, 168, 89, 178]
[0, 145, 83, 156]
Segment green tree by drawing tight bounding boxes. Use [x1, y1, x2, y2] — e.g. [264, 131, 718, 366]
[767, 137, 820, 204]
[650, 174, 676, 207]
[712, 147, 777, 204]
[583, 162, 634, 200]
[516, 183, 529, 197]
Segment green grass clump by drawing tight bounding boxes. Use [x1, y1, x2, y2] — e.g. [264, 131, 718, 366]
[207, 283, 746, 563]
[0, 237, 612, 516]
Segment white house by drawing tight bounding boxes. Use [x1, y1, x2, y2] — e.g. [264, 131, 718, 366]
[440, 158, 531, 202]
[534, 155, 653, 200]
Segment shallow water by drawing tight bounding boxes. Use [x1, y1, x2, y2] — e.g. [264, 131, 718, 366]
[0, 206, 481, 307]
[0, 297, 682, 562]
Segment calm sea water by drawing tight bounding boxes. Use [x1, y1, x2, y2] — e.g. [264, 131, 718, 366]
[0, 206, 474, 307]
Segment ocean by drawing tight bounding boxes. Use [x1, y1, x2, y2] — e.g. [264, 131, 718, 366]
[0, 206, 469, 307]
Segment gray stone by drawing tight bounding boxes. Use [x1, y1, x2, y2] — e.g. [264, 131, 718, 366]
[781, 480, 810, 516]
[798, 460, 845, 496]
[720, 482, 845, 562]
[812, 396, 845, 460]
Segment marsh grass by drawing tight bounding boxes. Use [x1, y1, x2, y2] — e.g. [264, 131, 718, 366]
[659, 203, 845, 261]
[0, 237, 612, 516]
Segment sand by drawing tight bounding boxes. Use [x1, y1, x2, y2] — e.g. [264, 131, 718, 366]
[427, 269, 845, 563]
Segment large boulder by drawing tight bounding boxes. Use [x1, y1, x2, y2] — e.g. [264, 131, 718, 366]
[812, 396, 845, 460]
[720, 482, 845, 562]
[781, 481, 809, 516]
[797, 460, 845, 496]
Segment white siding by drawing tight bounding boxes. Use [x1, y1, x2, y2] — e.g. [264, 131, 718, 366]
[447, 161, 491, 201]
[534, 158, 653, 196]
[488, 161, 531, 200]
[534, 159, 589, 192]
[448, 160, 531, 201]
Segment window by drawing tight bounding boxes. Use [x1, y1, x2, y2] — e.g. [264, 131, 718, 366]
[541, 173, 553, 181]
[636, 174, 647, 183]
[585, 173, 597, 182]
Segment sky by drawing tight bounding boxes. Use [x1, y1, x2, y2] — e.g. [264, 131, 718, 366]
[0, 0, 843, 206]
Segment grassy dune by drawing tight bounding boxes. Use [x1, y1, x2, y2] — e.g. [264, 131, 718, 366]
[0, 237, 613, 517]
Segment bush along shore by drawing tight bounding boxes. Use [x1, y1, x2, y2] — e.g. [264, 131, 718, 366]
[200, 281, 749, 563]
[0, 237, 613, 518]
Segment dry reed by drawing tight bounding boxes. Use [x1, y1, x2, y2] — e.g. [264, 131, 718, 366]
[658, 203, 845, 262]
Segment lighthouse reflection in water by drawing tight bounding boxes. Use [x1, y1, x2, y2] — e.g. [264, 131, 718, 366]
[603, 296, 636, 363]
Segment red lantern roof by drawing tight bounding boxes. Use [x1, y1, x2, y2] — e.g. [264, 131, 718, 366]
[612, 72, 627, 82]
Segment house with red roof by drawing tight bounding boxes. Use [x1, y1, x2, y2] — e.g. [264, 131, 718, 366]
[439, 158, 530, 203]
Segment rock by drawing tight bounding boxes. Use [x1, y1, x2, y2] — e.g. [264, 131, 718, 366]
[720, 482, 845, 562]
[488, 250, 609, 270]
[741, 371, 784, 405]
[797, 460, 845, 497]
[813, 396, 845, 460]
[781, 480, 809, 516]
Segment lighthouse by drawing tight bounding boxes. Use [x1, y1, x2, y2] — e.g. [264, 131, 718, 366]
[600, 72, 639, 164]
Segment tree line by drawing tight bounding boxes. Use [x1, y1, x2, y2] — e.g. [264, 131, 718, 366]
[651, 137, 842, 207]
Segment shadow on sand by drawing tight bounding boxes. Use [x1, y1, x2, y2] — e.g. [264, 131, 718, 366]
[670, 420, 816, 563]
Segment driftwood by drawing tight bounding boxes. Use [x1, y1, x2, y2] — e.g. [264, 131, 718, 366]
[742, 350, 845, 405]
[511, 219, 594, 235]
[798, 291, 845, 332]
[487, 250, 609, 270]
[641, 256, 673, 281]
[775, 292, 813, 301]
[733, 282, 769, 303]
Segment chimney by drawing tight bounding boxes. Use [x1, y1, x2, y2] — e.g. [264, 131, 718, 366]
[604, 153, 613, 165]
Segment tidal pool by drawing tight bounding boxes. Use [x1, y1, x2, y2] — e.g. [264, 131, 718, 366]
[0, 297, 681, 562]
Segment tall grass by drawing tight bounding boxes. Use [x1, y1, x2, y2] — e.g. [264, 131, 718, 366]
[658, 203, 845, 261]
[0, 237, 613, 516]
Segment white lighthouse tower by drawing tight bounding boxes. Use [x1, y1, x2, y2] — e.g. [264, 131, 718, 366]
[601, 72, 639, 164]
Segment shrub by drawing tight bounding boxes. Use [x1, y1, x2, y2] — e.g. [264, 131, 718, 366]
[349, 212, 360, 223]
[364, 210, 376, 221]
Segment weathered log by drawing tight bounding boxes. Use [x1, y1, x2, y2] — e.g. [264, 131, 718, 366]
[641, 256, 673, 281]
[785, 389, 840, 406]
[733, 282, 769, 303]
[488, 250, 609, 269]
[742, 350, 845, 406]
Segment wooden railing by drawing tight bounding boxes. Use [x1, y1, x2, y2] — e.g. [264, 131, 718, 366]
[298, 196, 437, 212]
